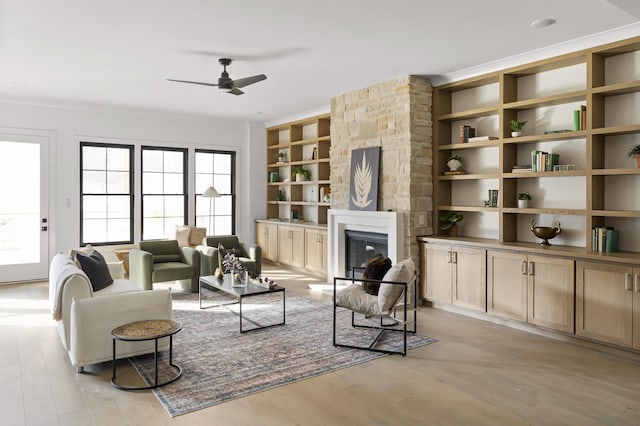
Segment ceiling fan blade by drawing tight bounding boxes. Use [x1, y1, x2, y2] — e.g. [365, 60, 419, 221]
[231, 74, 267, 88]
[167, 78, 220, 87]
[227, 87, 245, 95]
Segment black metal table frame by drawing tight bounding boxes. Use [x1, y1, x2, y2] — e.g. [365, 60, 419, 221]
[199, 277, 286, 333]
[111, 323, 183, 391]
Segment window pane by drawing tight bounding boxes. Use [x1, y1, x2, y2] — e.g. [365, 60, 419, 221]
[143, 218, 164, 240]
[143, 150, 163, 172]
[164, 173, 184, 194]
[143, 171, 163, 194]
[196, 152, 213, 173]
[107, 148, 129, 170]
[107, 219, 130, 241]
[83, 219, 107, 243]
[143, 195, 163, 217]
[107, 196, 130, 219]
[196, 195, 210, 216]
[164, 196, 184, 217]
[83, 171, 106, 193]
[214, 153, 231, 174]
[83, 146, 106, 170]
[164, 151, 183, 173]
[214, 216, 232, 235]
[213, 174, 231, 194]
[107, 171, 129, 193]
[83, 196, 107, 219]
[195, 174, 212, 194]
[214, 195, 232, 215]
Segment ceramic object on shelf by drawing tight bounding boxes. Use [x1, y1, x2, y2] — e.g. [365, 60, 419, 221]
[530, 220, 561, 246]
[511, 131, 522, 137]
[517, 199, 529, 208]
[446, 158, 462, 171]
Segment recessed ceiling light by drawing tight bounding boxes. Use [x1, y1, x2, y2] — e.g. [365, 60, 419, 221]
[531, 18, 556, 29]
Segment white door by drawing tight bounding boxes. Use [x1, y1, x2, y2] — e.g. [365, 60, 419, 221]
[0, 137, 49, 283]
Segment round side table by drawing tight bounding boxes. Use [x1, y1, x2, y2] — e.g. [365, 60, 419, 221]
[111, 319, 182, 391]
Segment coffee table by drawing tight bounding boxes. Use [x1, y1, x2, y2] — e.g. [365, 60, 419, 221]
[199, 274, 285, 333]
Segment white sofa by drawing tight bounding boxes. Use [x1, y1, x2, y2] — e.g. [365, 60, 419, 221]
[49, 252, 173, 372]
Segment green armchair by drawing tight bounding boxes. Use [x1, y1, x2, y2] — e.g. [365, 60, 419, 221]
[129, 240, 201, 293]
[197, 235, 261, 276]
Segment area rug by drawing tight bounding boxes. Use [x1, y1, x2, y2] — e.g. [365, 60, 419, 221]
[130, 289, 436, 417]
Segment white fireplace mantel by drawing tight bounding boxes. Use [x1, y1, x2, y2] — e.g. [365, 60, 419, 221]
[327, 209, 404, 282]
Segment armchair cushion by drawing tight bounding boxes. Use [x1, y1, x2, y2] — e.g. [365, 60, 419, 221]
[188, 227, 206, 246]
[198, 235, 261, 275]
[76, 250, 113, 292]
[378, 258, 414, 313]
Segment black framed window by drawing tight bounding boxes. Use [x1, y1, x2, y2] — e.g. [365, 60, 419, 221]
[195, 149, 235, 235]
[141, 146, 187, 240]
[80, 142, 134, 245]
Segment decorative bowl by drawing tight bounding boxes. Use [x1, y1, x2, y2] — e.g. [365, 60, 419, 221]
[530, 220, 561, 246]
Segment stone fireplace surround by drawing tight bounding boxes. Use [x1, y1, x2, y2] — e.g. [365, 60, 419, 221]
[327, 209, 404, 282]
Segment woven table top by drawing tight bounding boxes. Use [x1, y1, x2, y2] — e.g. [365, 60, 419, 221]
[112, 319, 182, 341]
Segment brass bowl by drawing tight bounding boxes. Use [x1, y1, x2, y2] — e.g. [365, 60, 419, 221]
[530, 221, 561, 246]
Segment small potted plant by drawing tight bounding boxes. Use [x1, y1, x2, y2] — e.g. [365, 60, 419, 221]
[627, 144, 640, 168]
[446, 155, 464, 172]
[293, 166, 311, 182]
[510, 120, 527, 137]
[277, 152, 286, 163]
[439, 211, 463, 237]
[517, 192, 532, 208]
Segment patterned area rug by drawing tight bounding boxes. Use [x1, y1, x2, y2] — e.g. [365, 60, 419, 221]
[130, 289, 436, 417]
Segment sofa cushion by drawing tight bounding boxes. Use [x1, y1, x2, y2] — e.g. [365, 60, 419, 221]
[335, 284, 380, 316]
[152, 262, 194, 283]
[188, 227, 207, 246]
[361, 253, 392, 295]
[76, 250, 114, 292]
[153, 254, 182, 263]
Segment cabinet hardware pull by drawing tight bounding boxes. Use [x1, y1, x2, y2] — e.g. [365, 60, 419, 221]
[521, 261, 527, 275]
[528, 261, 534, 276]
[446, 251, 451, 263]
[625, 273, 632, 291]
[452, 252, 457, 264]
[635, 274, 640, 293]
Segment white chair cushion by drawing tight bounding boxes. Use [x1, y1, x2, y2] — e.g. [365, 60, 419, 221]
[335, 284, 381, 316]
[378, 258, 414, 313]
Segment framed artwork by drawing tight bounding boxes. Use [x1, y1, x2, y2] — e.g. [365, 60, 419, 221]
[349, 147, 380, 211]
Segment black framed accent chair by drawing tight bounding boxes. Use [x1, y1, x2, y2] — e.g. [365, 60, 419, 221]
[129, 240, 201, 293]
[197, 235, 262, 276]
[333, 258, 418, 356]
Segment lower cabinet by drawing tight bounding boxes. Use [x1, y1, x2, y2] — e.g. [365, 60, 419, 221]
[256, 222, 278, 262]
[576, 261, 640, 349]
[487, 251, 574, 333]
[277, 225, 305, 268]
[304, 228, 327, 274]
[422, 243, 486, 312]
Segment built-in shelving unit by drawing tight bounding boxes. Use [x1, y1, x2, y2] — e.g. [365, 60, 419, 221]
[433, 35, 640, 256]
[265, 113, 331, 225]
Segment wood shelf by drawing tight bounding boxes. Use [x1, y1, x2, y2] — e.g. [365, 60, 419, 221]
[503, 90, 586, 110]
[438, 173, 500, 181]
[591, 79, 640, 96]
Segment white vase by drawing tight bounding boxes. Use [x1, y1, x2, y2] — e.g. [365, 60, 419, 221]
[518, 199, 529, 208]
[295, 173, 305, 182]
[511, 131, 522, 137]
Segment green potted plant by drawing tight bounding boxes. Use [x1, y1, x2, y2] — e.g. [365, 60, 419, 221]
[510, 120, 527, 137]
[293, 166, 311, 182]
[517, 192, 532, 208]
[277, 152, 286, 163]
[627, 144, 640, 168]
[439, 211, 463, 237]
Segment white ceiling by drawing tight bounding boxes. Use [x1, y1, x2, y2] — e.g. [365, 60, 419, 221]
[1, 0, 640, 122]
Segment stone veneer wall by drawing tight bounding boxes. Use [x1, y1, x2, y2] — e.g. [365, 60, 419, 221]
[329, 75, 433, 261]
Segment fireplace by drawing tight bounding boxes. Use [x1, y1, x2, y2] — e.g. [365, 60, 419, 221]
[345, 230, 388, 278]
[327, 209, 404, 281]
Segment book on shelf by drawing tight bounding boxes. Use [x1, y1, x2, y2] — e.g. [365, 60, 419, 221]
[530, 151, 559, 172]
[458, 125, 476, 143]
[573, 105, 587, 131]
[512, 165, 532, 173]
[592, 226, 619, 253]
[468, 135, 498, 143]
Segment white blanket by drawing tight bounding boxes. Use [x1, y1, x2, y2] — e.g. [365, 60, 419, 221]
[50, 256, 92, 321]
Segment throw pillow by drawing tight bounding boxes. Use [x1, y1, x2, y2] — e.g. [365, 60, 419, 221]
[378, 258, 414, 313]
[69, 244, 94, 268]
[76, 250, 114, 292]
[189, 227, 207, 246]
[361, 253, 392, 295]
[174, 225, 191, 247]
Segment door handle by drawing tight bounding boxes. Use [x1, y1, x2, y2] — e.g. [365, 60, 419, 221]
[528, 261, 534, 276]
[452, 252, 457, 264]
[625, 273, 632, 292]
[446, 251, 452, 263]
[635, 274, 640, 292]
[521, 261, 527, 275]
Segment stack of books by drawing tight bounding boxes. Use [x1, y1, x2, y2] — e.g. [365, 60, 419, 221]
[468, 135, 498, 143]
[512, 165, 532, 173]
[458, 125, 476, 143]
[592, 226, 619, 253]
[531, 151, 559, 172]
[573, 105, 587, 131]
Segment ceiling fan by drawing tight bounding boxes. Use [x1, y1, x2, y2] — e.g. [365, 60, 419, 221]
[167, 58, 267, 95]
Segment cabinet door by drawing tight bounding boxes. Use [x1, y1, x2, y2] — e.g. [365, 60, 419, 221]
[576, 261, 633, 348]
[452, 247, 486, 312]
[277, 227, 293, 265]
[633, 268, 640, 350]
[304, 229, 326, 273]
[487, 250, 527, 321]
[423, 244, 452, 303]
[290, 227, 305, 268]
[256, 223, 278, 262]
[527, 256, 574, 333]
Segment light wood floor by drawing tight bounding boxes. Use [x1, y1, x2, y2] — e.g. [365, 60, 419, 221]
[2, 263, 640, 426]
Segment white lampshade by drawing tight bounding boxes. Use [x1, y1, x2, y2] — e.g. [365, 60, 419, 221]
[202, 186, 220, 198]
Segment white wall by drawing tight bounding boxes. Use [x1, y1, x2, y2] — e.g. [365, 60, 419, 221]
[0, 100, 266, 257]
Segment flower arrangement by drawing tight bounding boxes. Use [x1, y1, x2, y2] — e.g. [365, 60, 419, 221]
[222, 251, 276, 288]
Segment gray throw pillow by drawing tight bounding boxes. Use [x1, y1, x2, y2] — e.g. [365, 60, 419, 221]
[76, 250, 114, 291]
